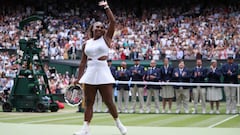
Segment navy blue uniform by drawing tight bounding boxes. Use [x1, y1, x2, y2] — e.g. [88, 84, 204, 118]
[129, 65, 145, 87]
[159, 65, 175, 99]
[191, 66, 208, 114]
[206, 66, 223, 113]
[222, 62, 239, 114]
[144, 67, 160, 89]
[222, 63, 239, 84]
[116, 67, 131, 113]
[172, 68, 191, 89]
[172, 67, 191, 113]
[159, 65, 174, 82]
[191, 67, 208, 87]
[109, 66, 117, 79]
[116, 68, 131, 90]
[207, 67, 222, 86]
[129, 64, 145, 113]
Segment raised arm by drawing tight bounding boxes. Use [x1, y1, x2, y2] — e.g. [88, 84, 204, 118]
[99, 1, 116, 45]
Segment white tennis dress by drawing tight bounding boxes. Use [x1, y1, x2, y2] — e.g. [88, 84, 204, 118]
[79, 36, 115, 85]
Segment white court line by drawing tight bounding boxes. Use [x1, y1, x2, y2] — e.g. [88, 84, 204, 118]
[22, 116, 82, 124]
[208, 114, 239, 128]
[0, 112, 75, 120]
[2, 123, 240, 135]
[21, 114, 111, 124]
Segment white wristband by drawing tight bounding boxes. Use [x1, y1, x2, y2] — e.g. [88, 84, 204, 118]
[104, 5, 109, 9]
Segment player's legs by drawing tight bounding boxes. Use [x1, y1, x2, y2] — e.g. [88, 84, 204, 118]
[99, 84, 127, 135]
[74, 84, 97, 135]
[98, 84, 118, 118]
[84, 84, 98, 122]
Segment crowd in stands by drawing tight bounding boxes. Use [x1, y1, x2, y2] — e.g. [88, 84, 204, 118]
[0, 53, 83, 100]
[0, 0, 239, 61]
[0, 52, 76, 99]
[0, 52, 17, 93]
[0, 0, 240, 95]
[46, 66, 77, 94]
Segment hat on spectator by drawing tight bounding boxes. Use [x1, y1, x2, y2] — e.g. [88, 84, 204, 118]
[227, 54, 234, 59]
[211, 59, 217, 63]
[133, 58, 140, 61]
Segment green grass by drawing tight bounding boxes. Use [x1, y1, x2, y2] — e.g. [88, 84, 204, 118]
[217, 116, 240, 128]
[0, 102, 239, 128]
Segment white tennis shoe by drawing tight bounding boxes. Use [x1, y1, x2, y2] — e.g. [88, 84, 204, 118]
[74, 122, 90, 135]
[116, 118, 127, 135]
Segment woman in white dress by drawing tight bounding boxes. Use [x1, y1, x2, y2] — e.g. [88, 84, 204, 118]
[206, 60, 223, 114]
[74, 1, 127, 135]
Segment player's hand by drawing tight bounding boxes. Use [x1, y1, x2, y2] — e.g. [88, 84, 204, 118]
[99, 0, 108, 7]
[74, 79, 80, 85]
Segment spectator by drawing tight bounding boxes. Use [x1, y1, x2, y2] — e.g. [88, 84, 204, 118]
[206, 59, 223, 114]
[222, 55, 239, 114]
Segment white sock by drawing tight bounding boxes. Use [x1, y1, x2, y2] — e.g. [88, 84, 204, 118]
[115, 118, 127, 135]
[83, 121, 89, 127]
[115, 118, 122, 125]
[84, 121, 88, 124]
[115, 118, 119, 122]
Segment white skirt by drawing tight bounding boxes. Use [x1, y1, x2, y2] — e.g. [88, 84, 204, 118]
[79, 60, 115, 85]
[160, 86, 175, 98]
[207, 87, 223, 101]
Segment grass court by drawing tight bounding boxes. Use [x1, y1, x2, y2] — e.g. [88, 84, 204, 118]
[0, 103, 239, 135]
